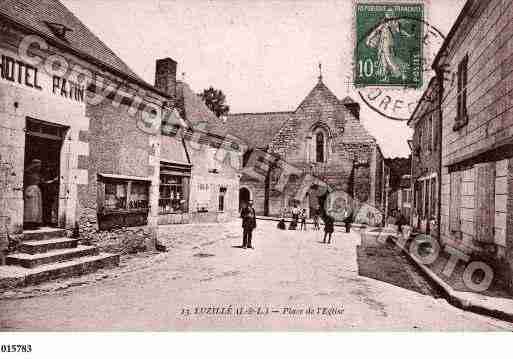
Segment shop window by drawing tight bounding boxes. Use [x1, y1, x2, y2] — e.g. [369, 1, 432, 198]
[104, 182, 127, 210]
[159, 174, 188, 214]
[97, 175, 150, 230]
[101, 180, 149, 212]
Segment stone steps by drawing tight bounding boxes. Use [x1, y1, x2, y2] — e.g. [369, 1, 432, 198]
[20, 237, 79, 254]
[21, 228, 68, 242]
[6, 245, 100, 268]
[0, 227, 120, 289]
[0, 253, 120, 290]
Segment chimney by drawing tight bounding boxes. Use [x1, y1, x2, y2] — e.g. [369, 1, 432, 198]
[345, 102, 360, 120]
[155, 58, 177, 99]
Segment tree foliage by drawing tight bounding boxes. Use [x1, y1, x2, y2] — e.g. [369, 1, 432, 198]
[384, 156, 411, 191]
[198, 86, 230, 117]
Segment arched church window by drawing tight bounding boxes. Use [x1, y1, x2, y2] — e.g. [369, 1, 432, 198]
[316, 131, 325, 163]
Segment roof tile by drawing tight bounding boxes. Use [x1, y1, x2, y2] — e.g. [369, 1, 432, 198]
[0, 0, 147, 85]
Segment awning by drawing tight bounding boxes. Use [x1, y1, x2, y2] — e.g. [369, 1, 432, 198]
[98, 173, 152, 182]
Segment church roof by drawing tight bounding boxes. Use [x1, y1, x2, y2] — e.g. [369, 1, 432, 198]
[339, 118, 376, 143]
[223, 111, 294, 149]
[0, 0, 166, 96]
[296, 80, 341, 111]
[340, 96, 358, 104]
[225, 80, 376, 148]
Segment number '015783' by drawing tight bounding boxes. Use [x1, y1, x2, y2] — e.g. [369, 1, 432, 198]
[1, 344, 32, 353]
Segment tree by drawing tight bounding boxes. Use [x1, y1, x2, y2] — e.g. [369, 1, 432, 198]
[384, 156, 411, 191]
[198, 86, 230, 118]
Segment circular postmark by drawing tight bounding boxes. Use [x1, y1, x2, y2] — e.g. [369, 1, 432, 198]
[354, 6, 446, 121]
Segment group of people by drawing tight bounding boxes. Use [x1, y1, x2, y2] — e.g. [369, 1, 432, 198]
[283, 205, 338, 243]
[240, 201, 354, 248]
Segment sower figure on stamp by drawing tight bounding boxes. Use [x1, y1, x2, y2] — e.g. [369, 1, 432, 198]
[240, 200, 256, 249]
[365, 7, 412, 82]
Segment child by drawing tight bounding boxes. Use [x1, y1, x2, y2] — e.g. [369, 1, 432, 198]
[323, 214, 334, 244]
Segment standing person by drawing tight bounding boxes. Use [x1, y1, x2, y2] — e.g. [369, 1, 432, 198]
[323, 214, 335, 244]
[343, 208, 353, 233]
[312, 207, 320, 230]
[240, 200, 256, 249]
[299, 208, 307, 231]
[291, 203, 300, 222]
[397, 212, 408, 235]
[289, 203, 300, 230]
[23, 159, 57, 230]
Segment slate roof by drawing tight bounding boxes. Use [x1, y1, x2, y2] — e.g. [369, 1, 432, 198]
[339, 117, 376, 143]
[177, 81, 247, 144]
[0, 0, 159, 93]
[225, 81, 376, 148]
[223, 111, 293, 149]
[178, 81, 219, 127]
[296, 80, 341, 111]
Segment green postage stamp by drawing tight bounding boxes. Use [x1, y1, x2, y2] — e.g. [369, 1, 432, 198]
[355, 3, 424, 88]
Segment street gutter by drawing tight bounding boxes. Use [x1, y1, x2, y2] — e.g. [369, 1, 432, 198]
[388, 234, 513, 323]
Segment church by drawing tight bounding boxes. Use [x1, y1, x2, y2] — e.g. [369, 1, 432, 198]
[223, 72, 387, 220]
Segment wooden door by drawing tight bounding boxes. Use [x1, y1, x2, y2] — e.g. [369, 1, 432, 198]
[474, 162, 495, 243]
[449, 171, 462, 233]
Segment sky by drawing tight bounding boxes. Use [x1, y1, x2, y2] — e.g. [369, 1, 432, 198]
[62, 0, 466, 157]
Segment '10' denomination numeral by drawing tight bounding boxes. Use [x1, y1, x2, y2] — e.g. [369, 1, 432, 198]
[358, 59, 374, 78]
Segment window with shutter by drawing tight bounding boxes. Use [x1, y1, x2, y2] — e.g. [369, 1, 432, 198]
[454, 55, 469, 131]
[449, 171, 462, 233]
[424, 180, 430, 219]
[426, 115, 433, 151]
[474, 162, 495, 243]
[431, 114, 436, 150]
[430, 177, 437, 219]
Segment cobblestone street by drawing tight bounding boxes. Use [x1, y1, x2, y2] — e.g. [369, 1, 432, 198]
[1, 221, 512, 331]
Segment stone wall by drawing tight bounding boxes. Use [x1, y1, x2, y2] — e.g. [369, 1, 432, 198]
[437, 0, 513, 289]
[76, 92, 162, 253]
[0, 21, 179, 254]
[263, 81, 380, 213]
[0, 26, 89, 235]
[159, 136, 242, 224]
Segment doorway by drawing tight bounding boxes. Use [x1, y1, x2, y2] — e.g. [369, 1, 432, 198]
[309, 185, 327, 218]
[24, 119, 66, 228]
[239, 187, 250, 211]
